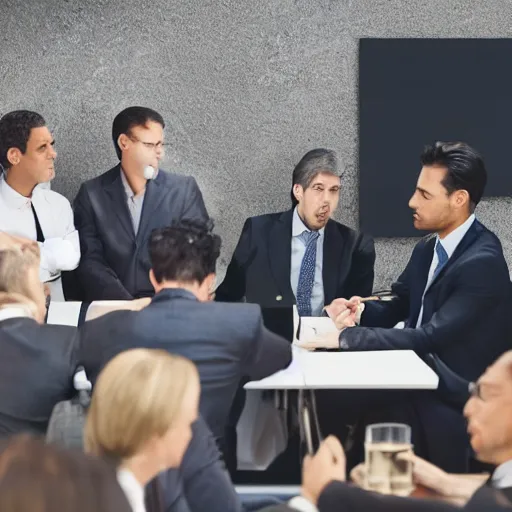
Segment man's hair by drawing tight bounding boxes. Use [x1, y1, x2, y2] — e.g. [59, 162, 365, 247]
[420, 141, 487, 212]
[149, 220, 221, 284]
[112, 106, 165, 160]
[291, 148, 339, 206]
[0, 435, 131, 512]
[85, 349, 198, 461]
[0, 110, 46, 171]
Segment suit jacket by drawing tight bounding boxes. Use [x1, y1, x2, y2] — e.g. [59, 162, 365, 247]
[216, 209, 375, 308]
[73, 165, 208, 301]
[312, 481, 512, 512]
[153, 416, 242, 512]
[342, 220, 512, 405]
[0, 318, 78, 437]
[79, 288, 292, 453]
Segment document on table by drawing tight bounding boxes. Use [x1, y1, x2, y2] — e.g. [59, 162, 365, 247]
[297, 315, 339, 341]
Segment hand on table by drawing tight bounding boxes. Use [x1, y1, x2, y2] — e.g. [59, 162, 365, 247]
[302, 436, 346, 505]
[296, 309, 355, 350]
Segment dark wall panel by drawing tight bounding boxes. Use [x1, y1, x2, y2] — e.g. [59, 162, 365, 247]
[359, 38, 512, 237]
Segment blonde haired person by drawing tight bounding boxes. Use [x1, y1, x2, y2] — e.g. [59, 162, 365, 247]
[0, 244, 78, 437]
[84, 348, 201, 512]
[0, 243, 46, 322]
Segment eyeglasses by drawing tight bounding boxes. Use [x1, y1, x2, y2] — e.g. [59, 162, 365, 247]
[128, 135, 169, 151]
[468, 381, 484, 401]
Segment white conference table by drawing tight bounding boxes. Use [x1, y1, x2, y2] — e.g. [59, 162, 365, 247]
[245, 346, 439, 390]
[238, 347, 438, 470]
[47, 301, 440, 470]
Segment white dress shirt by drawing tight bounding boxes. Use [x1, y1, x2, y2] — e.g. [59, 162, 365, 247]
[416, 214, 475, 327]
[491, 459, 512, 489]
[0, 177, 80, 300]
[120, 169, 146, 234]
[290, 207, 325, 317]
[117, 468, 146, 512]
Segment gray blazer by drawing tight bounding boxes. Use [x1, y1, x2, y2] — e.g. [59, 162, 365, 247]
[79, 288, 292, 457]
[73, 165, 208, 301]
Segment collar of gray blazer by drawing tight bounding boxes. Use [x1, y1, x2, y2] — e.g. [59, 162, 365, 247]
[152, 288, 198, 303]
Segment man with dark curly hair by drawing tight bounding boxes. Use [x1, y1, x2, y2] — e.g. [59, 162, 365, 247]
[79, 219, 292, 471]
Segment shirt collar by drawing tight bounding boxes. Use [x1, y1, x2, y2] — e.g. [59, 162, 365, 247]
[120, 169, 145, 200]
[117, 468, 145, 512]
[0, 306, 34, 322]
[492, 459, 512, 489]
[0, 176, 33, 210]
[292, 206, 325, 237]
[437, 214, 475, 259]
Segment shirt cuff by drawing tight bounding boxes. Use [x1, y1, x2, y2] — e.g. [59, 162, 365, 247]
[288, 496, 320, 512]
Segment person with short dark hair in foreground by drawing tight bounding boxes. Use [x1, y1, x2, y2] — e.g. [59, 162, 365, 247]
[79, 220, 292, 467]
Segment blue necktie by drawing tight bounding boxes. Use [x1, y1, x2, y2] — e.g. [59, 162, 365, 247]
[432, 240, 448, 281]
[296, 230, 320, 316]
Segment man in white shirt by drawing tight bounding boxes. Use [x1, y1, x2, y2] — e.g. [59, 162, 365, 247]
[0, 110, 80, 301]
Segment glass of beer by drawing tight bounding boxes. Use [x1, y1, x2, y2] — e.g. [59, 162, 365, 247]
[364, 423, 414, 496]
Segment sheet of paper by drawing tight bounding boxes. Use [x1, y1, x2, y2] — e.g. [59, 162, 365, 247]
[47, 301, 82, 326]
[298, 315, 338, 341]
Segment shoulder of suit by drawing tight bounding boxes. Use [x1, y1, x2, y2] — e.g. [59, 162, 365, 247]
[157, 170, 195, 183]
[80, 165, 121, 190]
[246, 211, 287, 227]
[210, 301, 262, 323]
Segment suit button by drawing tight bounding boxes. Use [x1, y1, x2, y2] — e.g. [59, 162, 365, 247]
[276, 295, 282, 301]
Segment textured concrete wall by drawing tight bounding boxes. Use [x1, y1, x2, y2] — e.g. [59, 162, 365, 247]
[2, 0, 512, 290]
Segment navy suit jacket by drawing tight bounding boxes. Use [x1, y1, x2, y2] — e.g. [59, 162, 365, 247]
[150, 416, 242, 512]
[342, 220, 512, 405]
[216, 209, 375, 308]
[73, 165, 208, 301]
[78, 288, 292, 453]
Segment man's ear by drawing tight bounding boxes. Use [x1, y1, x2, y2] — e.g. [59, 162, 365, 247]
[117, 134, 130, 153]
[293, 184, 303, 203]
[6, 147, 22, 167]
[149, 269, 159, 291]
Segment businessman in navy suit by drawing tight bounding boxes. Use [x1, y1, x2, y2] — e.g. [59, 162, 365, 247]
[302, 142, 512, 472]
[216, 149, 375, 316]
[73, 106, 208, 301]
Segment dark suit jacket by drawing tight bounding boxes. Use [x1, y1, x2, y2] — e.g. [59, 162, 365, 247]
[311, 481, 512, 512]
[0, 318, 78, 437]
[79, 288, 292, 453]
[149, 416, 242, 512]
[216, 209, 375, 308]
[73, 165, 208, 301]
[342, 220, 512, 405]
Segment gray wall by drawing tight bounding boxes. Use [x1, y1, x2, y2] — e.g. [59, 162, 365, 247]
[2, 0, 512, 290]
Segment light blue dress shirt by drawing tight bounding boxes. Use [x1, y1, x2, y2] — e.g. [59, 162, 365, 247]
[290, 207, 325, 316]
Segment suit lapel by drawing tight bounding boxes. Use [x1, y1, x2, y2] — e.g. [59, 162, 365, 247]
[425, 221, 480, 294]
[322, 220, 343, 304]
[104, 165, 135, 241]
[267, 210, 295, 302]
[137, 171, 168, 244]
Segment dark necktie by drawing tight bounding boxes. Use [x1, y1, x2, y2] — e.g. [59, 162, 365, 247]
[296, 230, 320, 316]
[432, 240, 448, 281]
[31, 203, 44, 242]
